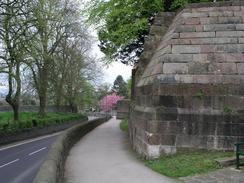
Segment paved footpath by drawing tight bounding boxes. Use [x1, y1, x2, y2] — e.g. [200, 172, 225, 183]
[182, 167, 244, 183]
[64, 117, 177, 183]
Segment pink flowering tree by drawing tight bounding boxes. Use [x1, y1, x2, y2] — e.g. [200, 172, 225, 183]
[100, 93, 123, 112]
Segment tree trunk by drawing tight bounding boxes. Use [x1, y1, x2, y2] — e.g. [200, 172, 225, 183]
[13, 103, 19, 121]
[5, 63, 21, 122]
[39, 94, 46, 117]
[38, 64, 48, 117]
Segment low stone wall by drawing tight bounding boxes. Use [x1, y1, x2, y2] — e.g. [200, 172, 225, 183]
[0, 116, 88, 145]
[33, 116, 110, 183]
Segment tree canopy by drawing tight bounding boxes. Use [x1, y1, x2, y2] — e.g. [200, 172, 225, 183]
[112, 75, 128, 98]
[86, 0, 216, 65]
[0, 0, 102, 120]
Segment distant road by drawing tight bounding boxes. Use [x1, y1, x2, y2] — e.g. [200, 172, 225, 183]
[0, 133, 59, 183]
[0, 116, 96, 183]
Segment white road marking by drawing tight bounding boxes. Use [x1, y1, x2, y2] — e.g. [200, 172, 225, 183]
[0, 132, 61, 152]
[28, 147, 47, 156]
[0, 159, 19, 168]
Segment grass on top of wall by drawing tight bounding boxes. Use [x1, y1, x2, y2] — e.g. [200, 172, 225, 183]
[0, 112, 87, 133]
[145, 148, 234, 178]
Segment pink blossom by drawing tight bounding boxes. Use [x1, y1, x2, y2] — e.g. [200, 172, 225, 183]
[100, 93, 123, 112]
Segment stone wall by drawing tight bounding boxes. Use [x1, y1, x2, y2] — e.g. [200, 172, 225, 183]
[130, 1, 244, 159]
[116, 99, 130, 119]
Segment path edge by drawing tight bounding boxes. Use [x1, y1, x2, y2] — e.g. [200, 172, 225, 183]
[33, 116, 111, 183]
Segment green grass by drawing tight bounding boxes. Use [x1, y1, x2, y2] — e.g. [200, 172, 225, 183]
[145, 149, 234, 178]
[119, 119, 129, 132]
[0, 112, 87, 133]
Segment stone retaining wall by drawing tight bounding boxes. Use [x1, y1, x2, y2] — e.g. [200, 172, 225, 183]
[131, 1, 244, 159]
[116, 99, 130, 119]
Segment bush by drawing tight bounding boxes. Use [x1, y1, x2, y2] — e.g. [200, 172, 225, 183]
[120, 119, 129, 132]
[0, 112, 87, 134]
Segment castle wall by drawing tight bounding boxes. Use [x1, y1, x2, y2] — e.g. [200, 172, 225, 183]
[130, 1, 244, 159]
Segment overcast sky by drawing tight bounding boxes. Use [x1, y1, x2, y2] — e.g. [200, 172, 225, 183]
[90, 31, 132, 84]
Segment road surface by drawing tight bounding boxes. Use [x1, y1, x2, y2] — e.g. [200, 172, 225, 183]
[0, 133, 59, 183]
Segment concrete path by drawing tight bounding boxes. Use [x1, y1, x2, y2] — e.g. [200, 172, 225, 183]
[182, 167, 244, 183]
[64, 117, 177, 183]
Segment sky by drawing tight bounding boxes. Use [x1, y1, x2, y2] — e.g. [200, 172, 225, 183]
[103, 62, 132, 83]
[90, 31, 132, 84]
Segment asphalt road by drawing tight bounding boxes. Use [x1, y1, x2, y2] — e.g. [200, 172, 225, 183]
[0, 134, 59, 183]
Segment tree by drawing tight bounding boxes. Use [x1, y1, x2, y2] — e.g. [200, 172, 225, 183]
[112, 75, 128, 98]
[100, 93, 123, 112]
[26, 0, 75, 116]
[96, 83, 111, 100]
[0, 0, 31, 121]
[86, 0, 214, 65]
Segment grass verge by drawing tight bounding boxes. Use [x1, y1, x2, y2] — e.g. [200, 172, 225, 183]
[0, 112, 87, 133]
[119, 119, 129, 132]
[145, 149, 234, 178]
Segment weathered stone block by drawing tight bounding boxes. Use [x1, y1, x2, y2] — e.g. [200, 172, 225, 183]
[175, 25, 196, 32]
[184, 17, 200, 25]
[158, 96, 176, 107]
[209, 11, 234, 17]
[191, 38, 238, 45]
[218, 17, 243, 24]
[146, 121, 160, 133]
[216, 31, 244, 37]
[147, 134, 160, 145]
[236, 24, 244, 30]
[237, 63, 244, 74]
[172, 45, 201, 53]
[200, 17, 218, 24]
[162, 54, 193, 63]
[188, 62, 209, 74]
[180, 32, 215, 38]
[163, 63, 188, 74]
[216, 63, 237, 74]
[204, 24, 236, 31]
[160, 135, 176, 145]
[182, 12, 209, 18]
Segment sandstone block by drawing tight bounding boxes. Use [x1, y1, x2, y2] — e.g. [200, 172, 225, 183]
[225, 53, 244, 62]
[162, 54, 193, 63]
[182, 12, 209, 18]
[237, 63, 244, 74]
[209, 11, 234, 17]
[180, 32, 215, 38]
[200, 17, 218, 24]
[201, 45, 216, 53]
[163, 63, 188, 74]
[160, 135, 176, 146]
[172, 45, 201, 53]
[175, 25, 196, 32]
[236, 24, 244, 30]
[191, 38, 238, 44]
[170, 39, 191, 45]
[216, 31, 244, 37]
[218, 17, 242, 24]
[216, 63, 237, 74]
[184, 17, 200, 25]
[203, 24, 236, 31]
